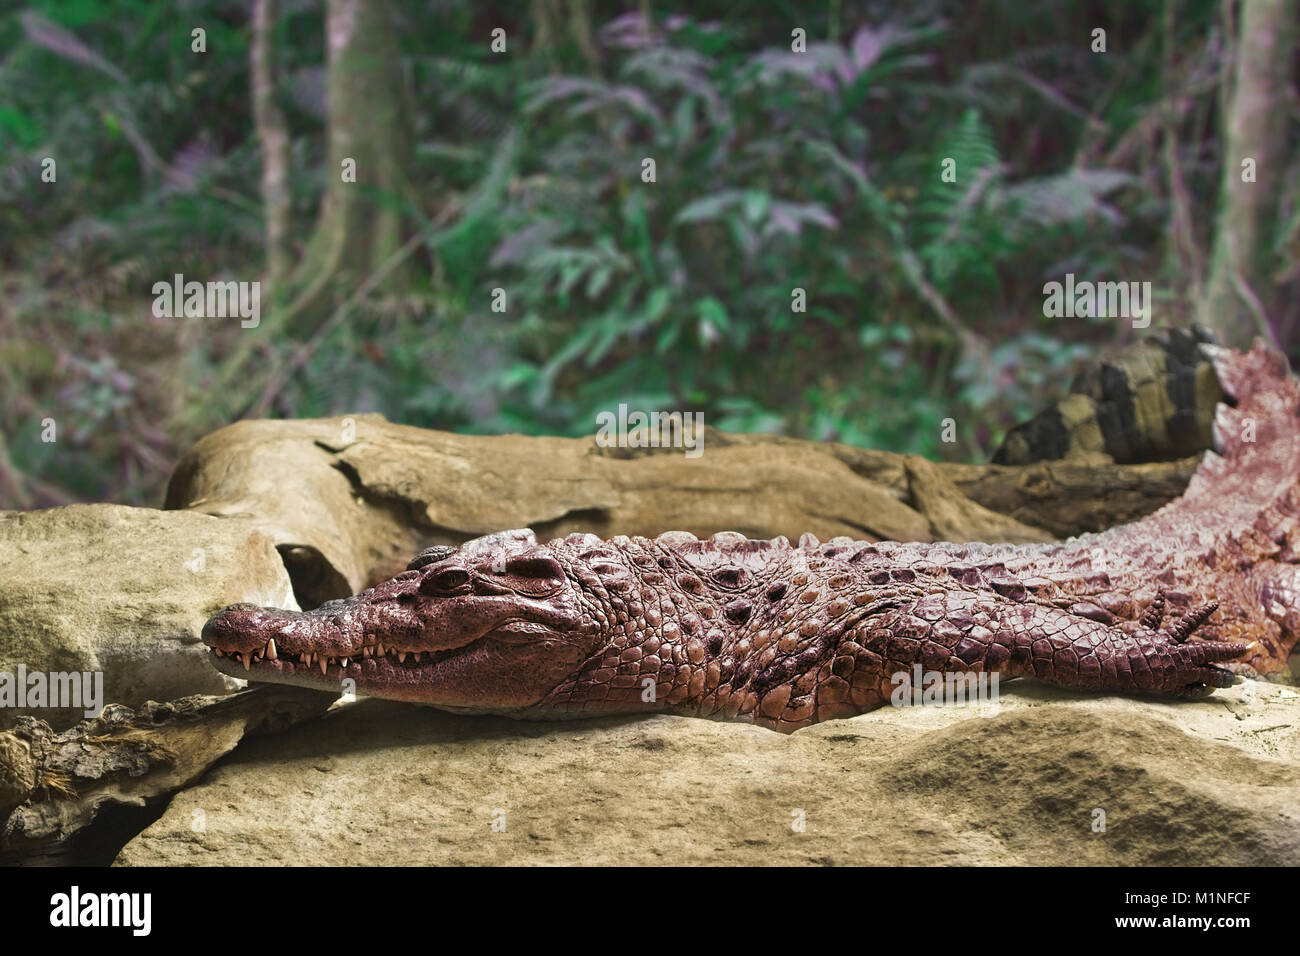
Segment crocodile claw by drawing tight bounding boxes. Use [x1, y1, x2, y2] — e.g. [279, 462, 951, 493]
[1149, 598, 1247, 695]
[1167, 601, 1220, 644]
[1138, 591, 1166, 630]
[1153, 621, 1249, 696]
[1164, 640, 1247, 697]
[1098, 595, 1250, 697]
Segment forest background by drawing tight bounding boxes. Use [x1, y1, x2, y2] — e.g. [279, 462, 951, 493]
[0, 0, 1295, 507]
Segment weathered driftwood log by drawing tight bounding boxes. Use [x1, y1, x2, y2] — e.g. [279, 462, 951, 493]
[0, 686, 334, 864]
[165, 419, 1195, 609]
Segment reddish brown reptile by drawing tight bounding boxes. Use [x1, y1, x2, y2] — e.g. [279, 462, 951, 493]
[204, 342, 1298, 732]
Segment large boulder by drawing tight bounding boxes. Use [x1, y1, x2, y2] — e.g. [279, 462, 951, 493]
[114, 679, 1300, 866]
[0, 505, 297, 729]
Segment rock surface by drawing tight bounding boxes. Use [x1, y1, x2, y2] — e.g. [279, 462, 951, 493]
[0, 505, 297, 729]
[116, 678, 1300, 866]
[165, 415, 1200, 604]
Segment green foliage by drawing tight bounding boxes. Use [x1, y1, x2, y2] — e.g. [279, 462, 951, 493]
[462, 15, 1142, 456]
[913, 108, 1004, 293]
[0, 1, 1265, 506]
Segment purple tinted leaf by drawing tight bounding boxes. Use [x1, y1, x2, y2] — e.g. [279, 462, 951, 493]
[798, 204, 839, 229]
[674, 190, 742, 224]
[851, 25, 897, 72]
[490, 220, 563, 267]
[599, 12, 655, 49]
[606, 86, 664, 125]
[768, 206, 799, 236]
[20, 12, 126, 83]
[164, 137, 217, 193]
[524, 76, 602, 113]
[765, 201, 838, 238]
[287, 67, 327, 119]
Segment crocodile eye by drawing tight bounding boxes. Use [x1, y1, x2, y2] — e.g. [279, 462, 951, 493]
[419, 567, 470, 595]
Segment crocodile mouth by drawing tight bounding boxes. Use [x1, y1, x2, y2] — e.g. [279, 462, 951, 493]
[205, 615, 560, 687]
[209, 637, 476, 680]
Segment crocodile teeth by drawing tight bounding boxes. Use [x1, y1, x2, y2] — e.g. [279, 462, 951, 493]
[398, 651, 406, 663]
[377, 643, 385, 657]
[241, 653, 251, 671]
[265, 639, 277, 660]
[341, 657, 350, 668]
[319, 656, 328, 676]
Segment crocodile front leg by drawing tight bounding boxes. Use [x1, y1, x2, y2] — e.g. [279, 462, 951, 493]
[814, 589, 1250, 725]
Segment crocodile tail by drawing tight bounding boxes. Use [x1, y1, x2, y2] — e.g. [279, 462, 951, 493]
[1156, 341, 1300, 673]
[1174, 342, 1300, 527]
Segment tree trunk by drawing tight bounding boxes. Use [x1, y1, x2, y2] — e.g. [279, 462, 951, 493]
[251, 0, 291, 296]
[285, 0, 418, 332]
[530, 0, 599, 71]
[1196, 0, 1295, 347]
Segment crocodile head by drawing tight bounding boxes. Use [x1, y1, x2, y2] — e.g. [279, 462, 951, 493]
[202, 530, 601, 711]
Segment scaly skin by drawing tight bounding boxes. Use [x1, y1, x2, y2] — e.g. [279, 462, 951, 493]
[204, 343, 1299, 732]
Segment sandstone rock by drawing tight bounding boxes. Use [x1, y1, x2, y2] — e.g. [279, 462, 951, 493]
[0, 504, 297, 729]
[114, 680, 1300, 866]
[164, 417, 414, 609]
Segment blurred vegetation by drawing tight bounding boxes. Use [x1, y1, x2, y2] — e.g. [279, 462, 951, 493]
[1, 0, 1297, 506]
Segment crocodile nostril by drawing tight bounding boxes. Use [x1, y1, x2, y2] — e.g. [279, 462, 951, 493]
[202, 605, 283, 648]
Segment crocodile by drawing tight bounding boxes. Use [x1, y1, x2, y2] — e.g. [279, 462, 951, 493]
[203, 341, 1300, 732]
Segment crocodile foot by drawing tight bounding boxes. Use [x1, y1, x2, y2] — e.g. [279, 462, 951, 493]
[1131, 594, 1250, 698]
